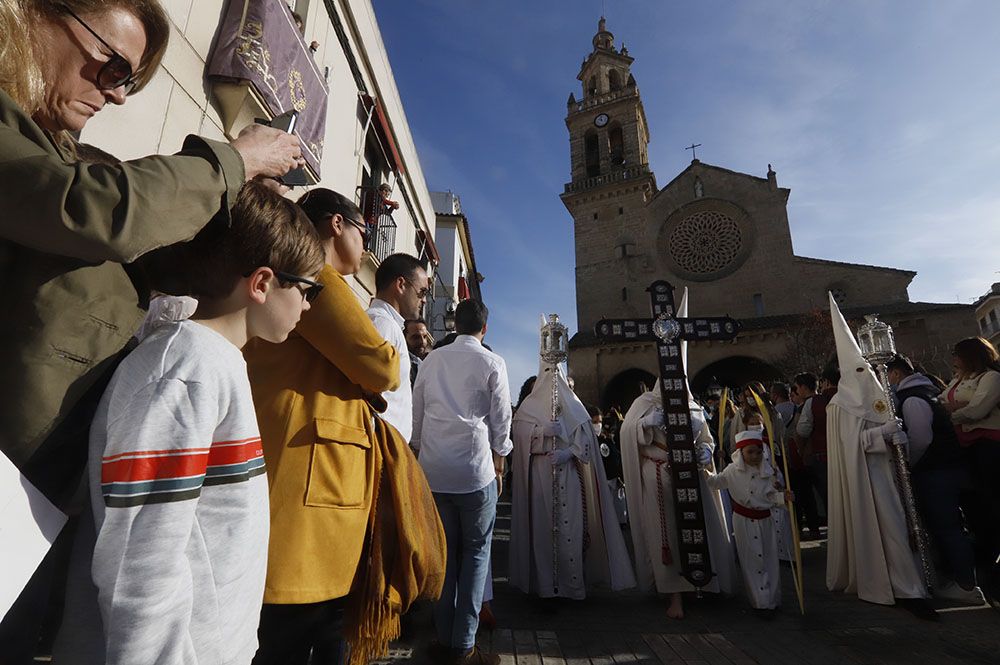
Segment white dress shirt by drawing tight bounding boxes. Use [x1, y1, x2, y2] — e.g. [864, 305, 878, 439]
[366, 298, 412, 441]
[412, 334, 513, 494]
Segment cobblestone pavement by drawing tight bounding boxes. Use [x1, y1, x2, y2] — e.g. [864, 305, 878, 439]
[387, 496, 1000, 665]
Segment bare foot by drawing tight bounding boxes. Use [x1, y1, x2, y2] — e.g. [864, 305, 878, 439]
[666, 593, 684, 620]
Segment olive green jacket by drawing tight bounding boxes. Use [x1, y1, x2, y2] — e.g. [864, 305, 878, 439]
[0, 88, 244, 504]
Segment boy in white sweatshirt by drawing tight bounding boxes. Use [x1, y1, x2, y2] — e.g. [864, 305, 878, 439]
[77, 181, 324, 665]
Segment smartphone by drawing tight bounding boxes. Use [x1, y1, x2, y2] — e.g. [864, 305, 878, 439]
[257, 110, 308, 186]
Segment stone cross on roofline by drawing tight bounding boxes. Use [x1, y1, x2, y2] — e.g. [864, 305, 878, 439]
[685, 143, 702, 161]
[595, 280, 741, 587]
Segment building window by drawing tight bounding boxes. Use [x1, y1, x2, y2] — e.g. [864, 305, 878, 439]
[608, 69, 622, 91]
[621, 287, 628, 301]
[587, 75, 598, 97]
[982, 317, 990, 333]
[991, 310, 999, 325]
[753, 293, 764, 316]
[608, 125, 624, 166]
[618, 207, 624, 215]
[584, 130, 600, 177]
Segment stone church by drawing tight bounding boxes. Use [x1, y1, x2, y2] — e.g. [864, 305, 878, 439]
[562, 19, 976, 411]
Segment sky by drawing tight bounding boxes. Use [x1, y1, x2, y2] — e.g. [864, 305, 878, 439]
[373, 0, 1000, 395]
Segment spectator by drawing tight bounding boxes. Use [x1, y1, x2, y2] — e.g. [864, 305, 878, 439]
[887, 355, 983, 605]
[245, 189, 444, 665]
[404, 318, 431, 387]
[0, 0, 302, 655]
[59, 181, 324, 664]
[793, 372, 830, 511]
[412, 300, 512, 665]
[378, 182, 400, 212]
[770, 383, 795, 430]
[367, 253, 428, 440]
[943, 337, 1000, 580]
[786, 380, 821, 538]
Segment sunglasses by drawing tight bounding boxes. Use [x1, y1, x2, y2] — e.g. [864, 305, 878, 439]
[344, 216, 370, 244]
[274, 271, 324, 303]
[62, 6, 138, 95]
[403, 277, 430, 299]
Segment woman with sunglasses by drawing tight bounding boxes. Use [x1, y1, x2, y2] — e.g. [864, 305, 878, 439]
[0, 1, 306, 657]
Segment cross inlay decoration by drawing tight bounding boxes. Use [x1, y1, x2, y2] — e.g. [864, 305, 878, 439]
[595, 280, 741, 587]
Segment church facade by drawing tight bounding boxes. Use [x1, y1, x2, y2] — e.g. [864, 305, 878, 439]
[562, 19, 976, 411]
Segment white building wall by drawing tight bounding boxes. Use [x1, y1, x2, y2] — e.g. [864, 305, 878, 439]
[79, 0, 435, 298]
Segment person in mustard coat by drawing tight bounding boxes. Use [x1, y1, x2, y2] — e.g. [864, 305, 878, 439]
[245, 188, 400, 665]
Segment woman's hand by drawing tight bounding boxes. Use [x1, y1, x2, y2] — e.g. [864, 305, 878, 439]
[231, 124, 304, 181]
[943, 400, 967, 413]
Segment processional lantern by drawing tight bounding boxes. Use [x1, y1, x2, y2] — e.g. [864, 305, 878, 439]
[540, 314, 569, 365]
[857, 314, 896, 365]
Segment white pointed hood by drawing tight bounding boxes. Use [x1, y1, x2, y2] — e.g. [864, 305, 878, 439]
[676, 288, 708, 435]
[828, 293, 891, 423]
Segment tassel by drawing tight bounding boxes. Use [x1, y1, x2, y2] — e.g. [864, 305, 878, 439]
[662, 545, 673, 566]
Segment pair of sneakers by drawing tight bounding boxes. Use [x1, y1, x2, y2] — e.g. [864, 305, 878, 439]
[427, 642, 500, 665]
[934, 581, 987, 606]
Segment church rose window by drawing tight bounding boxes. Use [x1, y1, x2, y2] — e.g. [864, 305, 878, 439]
[668, 210, 743, 275]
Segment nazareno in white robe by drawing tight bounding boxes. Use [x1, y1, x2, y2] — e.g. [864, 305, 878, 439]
[620, 391, 738, 596]
[509, 366, 636, 598]
[825, 293, 926, 604]
[703, 449, 785, 609]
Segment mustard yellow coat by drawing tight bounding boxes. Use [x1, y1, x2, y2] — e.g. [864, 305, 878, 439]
[245, 265, 400, 604]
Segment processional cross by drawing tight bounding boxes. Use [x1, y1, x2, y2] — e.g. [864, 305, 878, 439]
[595, 280, 741, 587]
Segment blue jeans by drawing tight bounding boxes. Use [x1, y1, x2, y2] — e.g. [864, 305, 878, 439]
[432, 480, 498, 652]
[913, 465, 976, 589]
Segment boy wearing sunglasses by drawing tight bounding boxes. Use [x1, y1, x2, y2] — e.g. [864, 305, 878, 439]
[65, 181, 324, 664]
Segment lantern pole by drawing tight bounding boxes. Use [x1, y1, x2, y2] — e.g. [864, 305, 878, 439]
[539, 313, 569, 596]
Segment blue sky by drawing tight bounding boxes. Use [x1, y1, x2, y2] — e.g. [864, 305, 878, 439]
[374, 0, 1000, 394]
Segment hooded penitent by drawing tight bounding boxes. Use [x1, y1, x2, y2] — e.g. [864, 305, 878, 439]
[825, 293, 926, 604]
[509, 316, 635, 598]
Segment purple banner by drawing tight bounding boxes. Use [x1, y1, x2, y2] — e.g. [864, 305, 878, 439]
[208, 0, 329, 176]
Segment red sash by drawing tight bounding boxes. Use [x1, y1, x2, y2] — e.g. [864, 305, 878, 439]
[731, 500, 771, 520]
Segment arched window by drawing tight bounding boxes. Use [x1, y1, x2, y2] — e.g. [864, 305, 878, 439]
[608, 69, 622, 92]
[587, 75, 598, 97]
[608, 124, 624, 166]
[584, 130, 600, 177]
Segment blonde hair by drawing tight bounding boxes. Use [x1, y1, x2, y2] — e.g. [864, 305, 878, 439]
[0, 0, 169, 114]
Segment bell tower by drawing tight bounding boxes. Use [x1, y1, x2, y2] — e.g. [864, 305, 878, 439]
[561, 18, 657, 333]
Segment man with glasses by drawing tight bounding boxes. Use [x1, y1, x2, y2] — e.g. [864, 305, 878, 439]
[367, 253, 429, 442]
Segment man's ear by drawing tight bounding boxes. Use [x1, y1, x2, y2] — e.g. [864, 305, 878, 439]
[481, 323, 488, 336]
[247, 267, 274, 305]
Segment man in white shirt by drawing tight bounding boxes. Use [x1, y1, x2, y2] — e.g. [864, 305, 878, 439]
[412, 300, 512, 665]
[366, 253, 427, 441]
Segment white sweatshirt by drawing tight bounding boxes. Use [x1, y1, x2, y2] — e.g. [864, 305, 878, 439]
[88, 320, 268, 665]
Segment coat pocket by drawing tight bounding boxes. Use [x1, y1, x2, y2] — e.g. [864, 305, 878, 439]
[305, 417, 372, 509]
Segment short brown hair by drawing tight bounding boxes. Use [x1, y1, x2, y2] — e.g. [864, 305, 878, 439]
[953, 337, 1000, 374]
[148, 181, 324, 300]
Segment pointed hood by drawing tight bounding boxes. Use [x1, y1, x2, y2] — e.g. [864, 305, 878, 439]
[828, 293, 891, 423]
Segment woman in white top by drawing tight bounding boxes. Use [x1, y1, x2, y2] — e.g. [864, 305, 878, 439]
[943, 337, 1000, 578]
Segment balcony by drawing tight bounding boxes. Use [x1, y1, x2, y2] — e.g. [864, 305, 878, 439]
[358, 187, 398, 263]
[563, 164, 652, 194]
[206, 0, 329, 180]
[569, 88, 637, 114]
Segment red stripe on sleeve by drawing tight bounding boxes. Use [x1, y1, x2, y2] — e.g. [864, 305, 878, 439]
[207, 438, 263, 467]
[102, 450, 210, 484]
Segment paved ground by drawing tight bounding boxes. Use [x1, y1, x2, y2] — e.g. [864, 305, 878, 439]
[389, 495, 1000, 665]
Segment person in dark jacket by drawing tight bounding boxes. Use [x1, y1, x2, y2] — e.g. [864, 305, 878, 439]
[888, 355, 984, 606]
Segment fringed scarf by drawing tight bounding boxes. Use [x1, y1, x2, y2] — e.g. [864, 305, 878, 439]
[344, 416, 447, 665]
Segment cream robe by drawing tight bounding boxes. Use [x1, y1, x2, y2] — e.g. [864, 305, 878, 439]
[621, 392, 738, 595]
[826, 405, 927, 604]
[509, 370, 635, 599]
[704, 452, 785, 609]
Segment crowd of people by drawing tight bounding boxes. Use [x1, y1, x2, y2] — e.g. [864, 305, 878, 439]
[3, 1, 1000, 664]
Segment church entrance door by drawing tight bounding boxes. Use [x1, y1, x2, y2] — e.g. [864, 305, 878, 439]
[690, 355, 783, 396]
[601, 368, 656, 413]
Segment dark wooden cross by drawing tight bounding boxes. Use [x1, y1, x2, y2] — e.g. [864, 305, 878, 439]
[685, 143, 702, 160]
[595, 280, 741, 587]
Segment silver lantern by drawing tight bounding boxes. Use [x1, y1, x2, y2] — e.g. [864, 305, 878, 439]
[539, 313, 569, 596]
[857, 314, 896, 365]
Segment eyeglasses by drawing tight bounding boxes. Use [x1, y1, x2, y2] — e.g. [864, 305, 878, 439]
[274, 271, 324, 303]
[403, 277, 430, 299]
[62, 6, 138, 95]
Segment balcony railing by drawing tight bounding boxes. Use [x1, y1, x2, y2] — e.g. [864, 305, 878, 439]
[569, 88, 637, 114]
[563, 164, 651, 194]
[358, 186, 397, 263]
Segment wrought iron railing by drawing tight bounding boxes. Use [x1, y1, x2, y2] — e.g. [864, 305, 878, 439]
[358, 186, 397, 263]
[563, 163, 651, 193]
